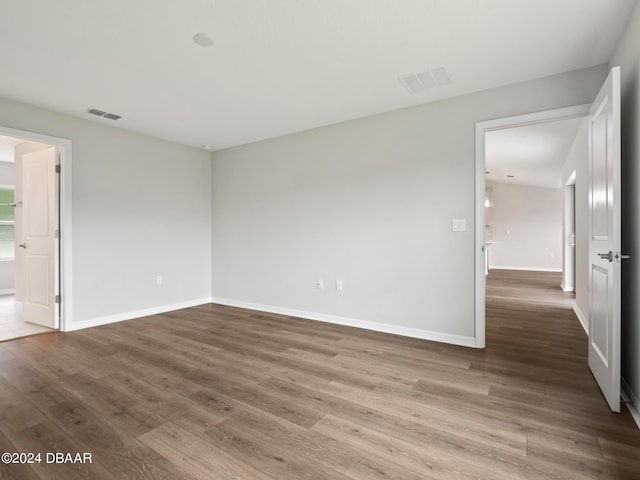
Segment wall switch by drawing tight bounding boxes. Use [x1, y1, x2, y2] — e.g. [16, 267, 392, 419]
[336, 280, 343, 291]
[452, 219, 466, 232]
[156, 275, 163, 285]
[316, 278, 323, 289]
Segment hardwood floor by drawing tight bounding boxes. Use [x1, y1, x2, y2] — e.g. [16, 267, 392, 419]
[1, 269, 639, 479]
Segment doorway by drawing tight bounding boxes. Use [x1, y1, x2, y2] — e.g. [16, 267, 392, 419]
[0, 126, 72, 340]
[474, 104, 590, 348]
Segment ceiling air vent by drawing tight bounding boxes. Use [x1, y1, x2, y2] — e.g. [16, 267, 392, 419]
[431, 67, 452, 86]
[399, 67, 452, 94]
[87, 108, 122, 120]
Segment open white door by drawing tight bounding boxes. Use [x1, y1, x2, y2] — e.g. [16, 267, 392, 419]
[20, 146, 58, 328]
[588, 66, 622, 412]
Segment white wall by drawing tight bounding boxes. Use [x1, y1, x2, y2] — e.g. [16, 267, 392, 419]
[562, 118, 589, 329]
[0, 161, 14, 184]
[0, 97, 212, 328]
[486, 182, 563, 271]
[212, 65, 607, 345]
[0, 262, 14, 293]
[609, 1, 640, 418]
[0, 145, 13, 163]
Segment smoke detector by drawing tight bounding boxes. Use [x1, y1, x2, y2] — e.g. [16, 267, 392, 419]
[193, 33, 214, 47]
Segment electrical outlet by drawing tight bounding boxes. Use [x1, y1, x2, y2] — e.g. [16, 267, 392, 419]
[316, 278, 323, 289]
[156, 275, 163, 285]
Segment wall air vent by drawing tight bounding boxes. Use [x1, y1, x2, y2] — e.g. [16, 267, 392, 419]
[87, 108, 122, 120]
[399, 67, 452, 95]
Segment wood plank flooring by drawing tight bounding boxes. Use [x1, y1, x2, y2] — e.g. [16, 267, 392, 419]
[1, 269, 639, 479]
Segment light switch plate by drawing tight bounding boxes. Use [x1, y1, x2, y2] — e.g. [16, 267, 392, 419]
[452, 219, 466, 232]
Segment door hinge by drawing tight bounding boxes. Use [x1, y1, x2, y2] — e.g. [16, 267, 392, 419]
[55, 164, 61, 174]
[55, 294, 61, 304]
[55, 229, 60, 238]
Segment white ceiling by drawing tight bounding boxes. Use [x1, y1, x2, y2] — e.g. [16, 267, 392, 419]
[485, 117, 585, 189]
[0, 0, 634, 150]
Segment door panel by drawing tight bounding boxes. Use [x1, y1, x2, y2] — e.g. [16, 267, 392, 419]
[591, 107, 608, 239]
[27, 165, 51, 236]
[588, 66, 621, 412]
[590, 265, 608, 364]
[27, 254, 50, 306]
[21, 147, 57, 328]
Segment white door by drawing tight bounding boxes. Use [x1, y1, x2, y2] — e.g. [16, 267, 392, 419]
[20, 147, 58, 328]
[588, 66, 622, 412]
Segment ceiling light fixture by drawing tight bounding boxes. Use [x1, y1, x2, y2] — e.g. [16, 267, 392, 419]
[202, 144, 213, 151]
[193, 33, 214, 47]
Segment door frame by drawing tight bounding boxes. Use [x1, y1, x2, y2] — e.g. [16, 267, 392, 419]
[0, 125, 72, 332]
[474, 104, 590, 348]
[562, 178, 576, 294]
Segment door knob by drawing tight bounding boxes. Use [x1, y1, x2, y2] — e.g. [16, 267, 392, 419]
[598, 251, 613, 262]
[18, 243, 26, 249]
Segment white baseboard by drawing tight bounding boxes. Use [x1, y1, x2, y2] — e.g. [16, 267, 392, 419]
[0, 288, 15, 295]
[65, 297, 214, 332]
[622, 377, 640, 430]
[211, 297, 478, 348]
[573, 305, 588, 334]
[490, 266, 562, 273]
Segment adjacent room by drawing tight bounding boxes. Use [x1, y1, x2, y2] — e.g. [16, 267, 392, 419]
[483, 115, 590, 326]
[1, 1, 640, 479]
[0, 134, 60, 342]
